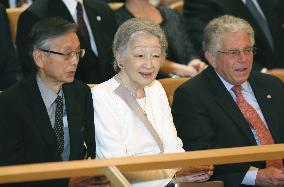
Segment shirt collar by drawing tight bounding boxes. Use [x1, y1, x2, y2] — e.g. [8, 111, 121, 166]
[36, 74, 63, 108]
[215, 70, 249, 92]
[62, 0, 83, 17]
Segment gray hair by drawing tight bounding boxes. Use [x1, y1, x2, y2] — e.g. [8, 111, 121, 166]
[203, 15, 255, 56]
[29, 17, 77, 57]
[112, 17, 168, 72]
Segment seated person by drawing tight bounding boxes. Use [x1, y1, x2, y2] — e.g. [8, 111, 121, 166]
[172, 15, 284, 187]
[0, 3, 18, 90]
[92, 17, 213, 187]
[0, 17, 99, 187]
[114, 0, 207, 78]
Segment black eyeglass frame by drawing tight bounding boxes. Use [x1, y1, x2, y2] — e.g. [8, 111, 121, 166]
[39, 48, 85, 60]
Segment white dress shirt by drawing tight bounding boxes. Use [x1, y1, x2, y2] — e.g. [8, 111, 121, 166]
[92, 77, 184, 187]
[62, 0, 98, 55]
[242, 0, 266, 20]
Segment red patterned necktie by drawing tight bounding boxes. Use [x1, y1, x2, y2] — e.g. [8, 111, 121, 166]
[232, 85, 283, 168]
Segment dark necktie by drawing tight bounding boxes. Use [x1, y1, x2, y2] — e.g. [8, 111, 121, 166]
[232, 85, 283, 168]
[54, 95, 64, 154]
[245, 0, 274, 51]
[76, 2, 91, 48]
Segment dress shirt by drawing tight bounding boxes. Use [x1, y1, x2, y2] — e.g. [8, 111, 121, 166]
[62, 0, 98, 55]
[92, 77, 184, 187]
[36, 74, 70, 161]
[216, 72, 273, 185]
[242, 0, 273, 72]
[242, 0, 266, 20]
[9, 0, 32, 7]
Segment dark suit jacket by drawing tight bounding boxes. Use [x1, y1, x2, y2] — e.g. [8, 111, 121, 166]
[16, 0, 117, 83]
[0, 3, 18, 90]
[0, 0, 9, 8]
[0, 74, 96, 187]
[172, 66, 284, 187]
[183, 0, 284, 70]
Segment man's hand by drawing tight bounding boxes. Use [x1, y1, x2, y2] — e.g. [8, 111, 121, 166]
[256, 167, 284, 187]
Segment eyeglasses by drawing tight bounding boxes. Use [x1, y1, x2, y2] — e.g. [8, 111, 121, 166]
[39, 48, 85, 60]
[218, 47, 256, 58]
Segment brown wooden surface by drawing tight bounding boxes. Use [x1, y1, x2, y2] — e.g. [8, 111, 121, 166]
[108, 2, 123, 10]
[159, 78, 189, 106]
[6, 6, 28, 44]
[167, 0, 184, 13]
[0, 144, 284, 184]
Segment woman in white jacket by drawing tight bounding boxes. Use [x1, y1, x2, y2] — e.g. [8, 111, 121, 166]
[92, 17, 213, 187]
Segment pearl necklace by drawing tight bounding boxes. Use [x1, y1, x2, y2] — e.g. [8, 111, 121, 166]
[116, 75, 147, 115]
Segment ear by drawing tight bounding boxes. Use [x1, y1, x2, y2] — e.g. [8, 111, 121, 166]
[33, 49, 44, 69]
[115, 52, 123, 68]
[205, 51, 217, 68]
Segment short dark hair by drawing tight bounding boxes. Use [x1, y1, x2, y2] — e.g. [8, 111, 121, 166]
[29, 17, 77, 57]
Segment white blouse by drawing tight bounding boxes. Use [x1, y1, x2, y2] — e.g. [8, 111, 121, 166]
[92, 77, 184, 186]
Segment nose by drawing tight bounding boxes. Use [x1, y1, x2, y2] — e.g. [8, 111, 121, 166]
[144, 55, 154, 68]
[69, 53, 79, 65]
[237, 50, 247, 62]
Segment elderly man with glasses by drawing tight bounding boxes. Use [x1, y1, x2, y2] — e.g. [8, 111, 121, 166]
[172, 15, 284, 187]
[0, 18, 101, 187]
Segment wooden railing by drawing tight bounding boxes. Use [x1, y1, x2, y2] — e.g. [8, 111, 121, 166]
[6, 6, 29, 44]
[1, 144, 284, 186]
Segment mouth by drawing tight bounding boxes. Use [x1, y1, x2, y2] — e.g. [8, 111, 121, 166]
[67, 71, 76, 77]
[139, 72, 154, 78]
[235, 67, 248, 73]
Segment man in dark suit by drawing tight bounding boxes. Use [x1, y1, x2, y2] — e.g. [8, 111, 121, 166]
[0, 18, 96, 187]
[183, 0, 284, 71]
[16, 0, 117, 84]
[172, 15, 284, 187]
[0, 3, 18, 90]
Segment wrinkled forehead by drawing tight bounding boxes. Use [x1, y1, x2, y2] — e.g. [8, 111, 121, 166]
[47, 32, 80, 49]
[127, 31, 161, 49]
[219, 32, 253, 49]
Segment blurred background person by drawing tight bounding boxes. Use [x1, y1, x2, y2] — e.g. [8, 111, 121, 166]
[115, 0, 207, 78]
[183, 0, 284, 73]
[92, 17, 213, 187]
[0, 0, 32, 8]
[16, 0, 117, 84]
[0, 3, 18, 91]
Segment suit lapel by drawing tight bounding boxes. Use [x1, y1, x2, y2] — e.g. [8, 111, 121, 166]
[83, 0, 104, 52]
[248, 74, 281, 143]
[63, 83, 81, 160]
[83, 0, 112, 73]
[49, 0, 74, 22]
[217, 0, 273, 52]
[205, 67, 256, 144]
[25, 75, 59, 154]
